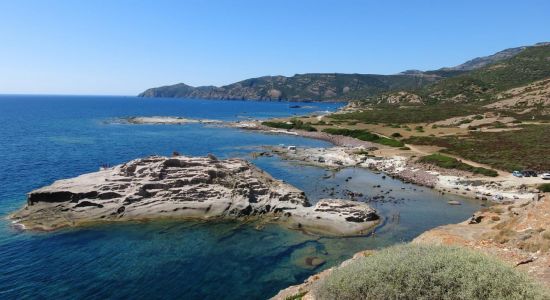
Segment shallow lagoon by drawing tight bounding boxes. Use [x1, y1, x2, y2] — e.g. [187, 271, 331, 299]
[0, 96, 480, 299]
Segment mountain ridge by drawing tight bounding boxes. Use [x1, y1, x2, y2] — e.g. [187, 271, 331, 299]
[139, 42, 548, 102]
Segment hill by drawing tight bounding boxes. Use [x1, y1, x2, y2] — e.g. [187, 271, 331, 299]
[138, 73, 440, 102]
[139, 42, 547, 102]
[373, 44, 550, 105]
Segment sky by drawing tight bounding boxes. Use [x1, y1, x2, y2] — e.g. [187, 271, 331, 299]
[0, 0, 549, 95]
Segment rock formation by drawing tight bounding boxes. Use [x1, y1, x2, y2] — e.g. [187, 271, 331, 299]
[10, 155, 379, 235]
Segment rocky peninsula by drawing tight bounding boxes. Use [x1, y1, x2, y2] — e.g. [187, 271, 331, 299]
[122, 116, 222, 125]
[9, 155, 379, 235]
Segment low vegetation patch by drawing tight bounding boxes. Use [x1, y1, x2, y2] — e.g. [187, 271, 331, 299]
[261, 119, 317, 132]
[403, 125, 550, 171]
[322, 128, 404, 147]
[313, 244, 547, 300]
[330, 104, 486, 124]
[391, 132, 402, 138]
[419, 153, 498, 176]
[539, 184, 550, 193]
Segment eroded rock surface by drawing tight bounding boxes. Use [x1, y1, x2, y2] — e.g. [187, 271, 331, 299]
[10, 155, 379, 235]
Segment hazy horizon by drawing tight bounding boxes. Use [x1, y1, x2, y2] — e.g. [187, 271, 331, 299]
[1, 0, 549, 95]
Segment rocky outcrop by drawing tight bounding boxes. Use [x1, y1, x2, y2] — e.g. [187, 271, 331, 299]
[413, 194, 550, 286]
[10, 155, 379, 235]
[121, 116, 223, 125]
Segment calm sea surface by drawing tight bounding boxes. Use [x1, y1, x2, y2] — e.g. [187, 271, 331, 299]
[0, 95, 481, 299]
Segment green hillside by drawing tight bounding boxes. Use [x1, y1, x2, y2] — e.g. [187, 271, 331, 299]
[139, 73, 441, 102]
[393, 44, 550, 104]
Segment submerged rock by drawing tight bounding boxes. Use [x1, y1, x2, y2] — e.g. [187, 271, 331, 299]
[10, 155, 379, 236]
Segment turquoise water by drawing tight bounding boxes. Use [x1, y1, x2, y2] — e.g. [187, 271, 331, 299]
[0, 95, 481, 299]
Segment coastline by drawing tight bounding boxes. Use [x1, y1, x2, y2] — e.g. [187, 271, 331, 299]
[273, 192, 550, 299]
[231, 121, 542, 204]
[94, 113, 548, 297]
[248, 119, 550, 298]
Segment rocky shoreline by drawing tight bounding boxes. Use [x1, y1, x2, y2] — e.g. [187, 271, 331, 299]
[260, 145, 539, 205]
[9, 155, 379, 236]
[121, 116, 223, 125]
[273, 192, 550, 299]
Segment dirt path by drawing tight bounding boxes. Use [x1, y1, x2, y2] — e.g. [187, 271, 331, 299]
[405, 144, 510, 177]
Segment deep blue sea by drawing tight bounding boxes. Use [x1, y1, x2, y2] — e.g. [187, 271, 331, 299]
[0, 95, 481, 299]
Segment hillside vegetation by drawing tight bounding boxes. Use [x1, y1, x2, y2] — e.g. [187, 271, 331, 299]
[372, 44, 550, 105]
[139, 73, 441, 102]
[404, 125, 550, 172]
[419, 153, 498, 177]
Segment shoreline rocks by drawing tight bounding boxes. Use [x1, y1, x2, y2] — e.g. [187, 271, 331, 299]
[266, 145, 538, 203]
[122, 116, 223, 125]
[9, 155, 379, 235]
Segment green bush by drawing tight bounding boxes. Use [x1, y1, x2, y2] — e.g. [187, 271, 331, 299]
[261, 119, 317, 132]
[261, 121, 294, 130]
[313, 244, 547, 300]
[330, 103, 486, 124]
[491, 121, 507, 128]
[539, 183, 550, 193]
[458, 119, 472, 125]
[391, 132, 402, 138]
[420, 153, 498, 177]
[322, 128, 404, 147]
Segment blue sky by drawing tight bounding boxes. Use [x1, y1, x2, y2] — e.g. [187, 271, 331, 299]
[1, 0, 549, 95]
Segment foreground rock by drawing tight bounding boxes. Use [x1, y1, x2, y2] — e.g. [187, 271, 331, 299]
[10, 155, 379, 235]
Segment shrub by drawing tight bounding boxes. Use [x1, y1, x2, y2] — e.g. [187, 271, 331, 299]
[458, 118, 472, 125]
[419, 153, 498, 176]
[322, 128, 404, 147]
[261, 121, 293, 130]
[313, 244, 547, 300]
[284, 291, 307, 300]
[491, 121, 507, 129]
[539, 183, 550, 193]
[261, 119, 317, 132]
[391, 132, 403, 137]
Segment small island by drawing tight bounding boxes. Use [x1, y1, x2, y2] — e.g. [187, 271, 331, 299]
[10, 155, 379, 236]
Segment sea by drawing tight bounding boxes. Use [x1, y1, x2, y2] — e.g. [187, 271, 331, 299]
[0, 95, 481, 299]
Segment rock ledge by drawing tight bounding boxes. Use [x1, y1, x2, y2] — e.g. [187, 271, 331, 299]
[10, 155, 379, 235]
